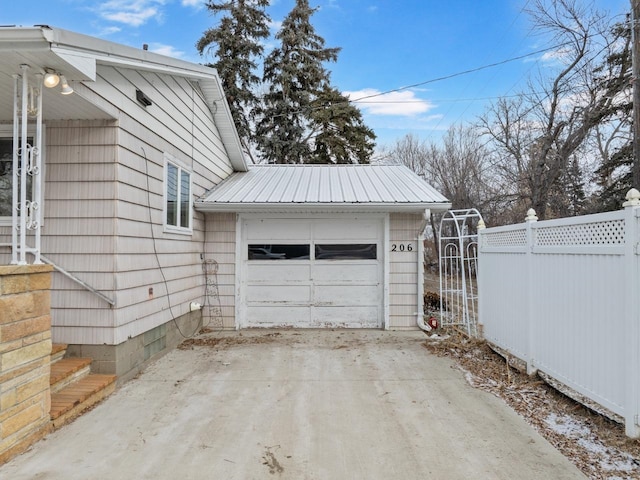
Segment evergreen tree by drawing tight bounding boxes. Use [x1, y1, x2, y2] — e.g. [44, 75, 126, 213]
[196, 0, 270, 156]
[592, 21, 633, 211]
[310, 85, 375, 164]
[549, 154, 586, 217]
[256, 0, 374, 164]
[256, 0, 339, 164]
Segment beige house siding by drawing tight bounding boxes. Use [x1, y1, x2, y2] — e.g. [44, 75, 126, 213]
[388, 213, 423, 329]
[204, 212, 237, 329]
[3, 65, 235, 346]
[103, 66, 233, 344]
[44, 120, 119, 345]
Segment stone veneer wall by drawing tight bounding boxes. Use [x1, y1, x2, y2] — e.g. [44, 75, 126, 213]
[0, 265, 53, 464]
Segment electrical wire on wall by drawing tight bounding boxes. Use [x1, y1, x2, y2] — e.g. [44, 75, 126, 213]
[141, 146, 203, 339]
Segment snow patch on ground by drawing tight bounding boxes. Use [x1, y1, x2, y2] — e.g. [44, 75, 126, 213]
[545, 412, 638, 478]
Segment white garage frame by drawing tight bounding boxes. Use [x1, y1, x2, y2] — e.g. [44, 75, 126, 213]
[235, 213, 389, 329]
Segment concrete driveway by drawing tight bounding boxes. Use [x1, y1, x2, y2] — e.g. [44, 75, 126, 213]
[0, 330, 585, 479]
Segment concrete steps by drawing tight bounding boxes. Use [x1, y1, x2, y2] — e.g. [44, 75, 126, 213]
[49, 344, 117, 429]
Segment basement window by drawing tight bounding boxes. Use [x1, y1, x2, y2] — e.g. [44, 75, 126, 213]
[315, 244, 377, 260]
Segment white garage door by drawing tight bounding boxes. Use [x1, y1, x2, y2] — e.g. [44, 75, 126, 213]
[241, 216, 384, 328]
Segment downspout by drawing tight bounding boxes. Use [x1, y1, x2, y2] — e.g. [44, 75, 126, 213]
[416, 209, 432, 332]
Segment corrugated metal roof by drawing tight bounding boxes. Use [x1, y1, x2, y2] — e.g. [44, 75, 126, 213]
[195, 164, 451, 212]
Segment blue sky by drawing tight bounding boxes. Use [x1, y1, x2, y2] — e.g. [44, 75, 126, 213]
[2, 0, 630, 147]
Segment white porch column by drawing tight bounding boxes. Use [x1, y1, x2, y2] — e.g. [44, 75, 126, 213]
[11, 64, 44, 265]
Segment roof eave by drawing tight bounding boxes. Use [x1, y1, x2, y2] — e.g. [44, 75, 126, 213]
[194, 201, 452, 214]
[0, 26, 248, 172]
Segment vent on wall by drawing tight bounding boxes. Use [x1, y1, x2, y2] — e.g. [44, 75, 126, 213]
[136, 89, 152, 107]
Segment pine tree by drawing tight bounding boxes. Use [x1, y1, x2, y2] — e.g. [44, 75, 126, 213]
[256, 0, 374, 164]
[310, 85, 375, 164]
[592, 21, 633, 211]
[197, 0, 270, 156]
[256, 0, 339, 164]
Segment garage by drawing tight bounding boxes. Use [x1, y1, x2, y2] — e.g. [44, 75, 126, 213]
[241, 215, 384, 328]
[196, 164, 451, 330]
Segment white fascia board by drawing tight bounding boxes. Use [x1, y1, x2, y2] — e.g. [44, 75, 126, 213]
[194, 202, 452, 214]
[51, 47, 97, 80]
[42, 27, 215, 79]
[0, 27, 51, 51]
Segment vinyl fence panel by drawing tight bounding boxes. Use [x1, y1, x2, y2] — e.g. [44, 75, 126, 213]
[478, 199, 640, 438]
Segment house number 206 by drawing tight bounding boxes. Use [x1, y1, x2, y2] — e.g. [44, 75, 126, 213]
[391, 243, 413, 252]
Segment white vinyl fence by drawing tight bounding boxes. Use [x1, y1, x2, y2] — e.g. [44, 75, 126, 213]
[478, 190, 640, 438]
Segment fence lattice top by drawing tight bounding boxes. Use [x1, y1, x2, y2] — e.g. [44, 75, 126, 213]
[482, 229, 527, 247]
[535, 220, 625, 246]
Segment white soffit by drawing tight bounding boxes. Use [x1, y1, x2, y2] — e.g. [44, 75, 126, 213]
[0, 26, 247, 172]
[196, 164, 451, 213]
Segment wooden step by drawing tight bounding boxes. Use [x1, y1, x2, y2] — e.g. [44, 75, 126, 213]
[50, 358, 92, 393]
[50, 344, 68, 364]
[50, 374, 117, 429]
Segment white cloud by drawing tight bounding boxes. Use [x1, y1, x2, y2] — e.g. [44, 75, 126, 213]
[268, 20, 283, 32]
[181, 0, 202, 7]
[148, 43, 186, 59]
[344, 89, 435, 117]
[524, 47, 571, 65]
[96, 0, 166, 27]
[541, 47, 571, 63]
[97, 26, 122, 36]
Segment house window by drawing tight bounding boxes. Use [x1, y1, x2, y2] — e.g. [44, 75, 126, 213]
[164, 154, 192, 233]
[0, 127, 41, 223]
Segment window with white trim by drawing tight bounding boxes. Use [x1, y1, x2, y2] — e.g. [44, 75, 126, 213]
[164, 153, 192, 233]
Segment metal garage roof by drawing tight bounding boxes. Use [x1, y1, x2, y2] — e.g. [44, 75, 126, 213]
[195, 164, 451, 213]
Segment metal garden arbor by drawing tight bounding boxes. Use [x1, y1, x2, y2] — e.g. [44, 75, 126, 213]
[438, 209, 484, 337]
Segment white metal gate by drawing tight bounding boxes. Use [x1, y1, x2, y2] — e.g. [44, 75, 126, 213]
[438, 209, 484, 336]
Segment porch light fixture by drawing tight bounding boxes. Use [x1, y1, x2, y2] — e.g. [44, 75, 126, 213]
[43, 69, 59, 88]
[59, 75, 73, 95]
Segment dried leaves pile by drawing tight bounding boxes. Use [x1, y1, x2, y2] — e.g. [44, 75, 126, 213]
[424, 330, 640, 479]
[177, 330, 285, 350]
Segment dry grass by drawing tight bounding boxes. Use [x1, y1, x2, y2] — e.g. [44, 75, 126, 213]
[424, 329, 640, 479]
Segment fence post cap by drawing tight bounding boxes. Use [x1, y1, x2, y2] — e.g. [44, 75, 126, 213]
[477, 219, 486, 230]
[623, 188, 640, 207]
[525, 208, 538, 222]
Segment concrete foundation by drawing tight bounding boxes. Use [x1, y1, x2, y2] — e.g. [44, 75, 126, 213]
[65, 310, 202, 384]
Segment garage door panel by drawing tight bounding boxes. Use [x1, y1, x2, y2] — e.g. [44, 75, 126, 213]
[247, 306, 311, 325]
[247, 263, 310, 282]
[313, 263, 379, 283]
[243, 216, 383, 328]
[314, 285, 379, 305]
[314, 219, 380, 241]
[247, 285, 311, 303]
[311, 306, 380, 327]
[247, 220, 311, 241]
